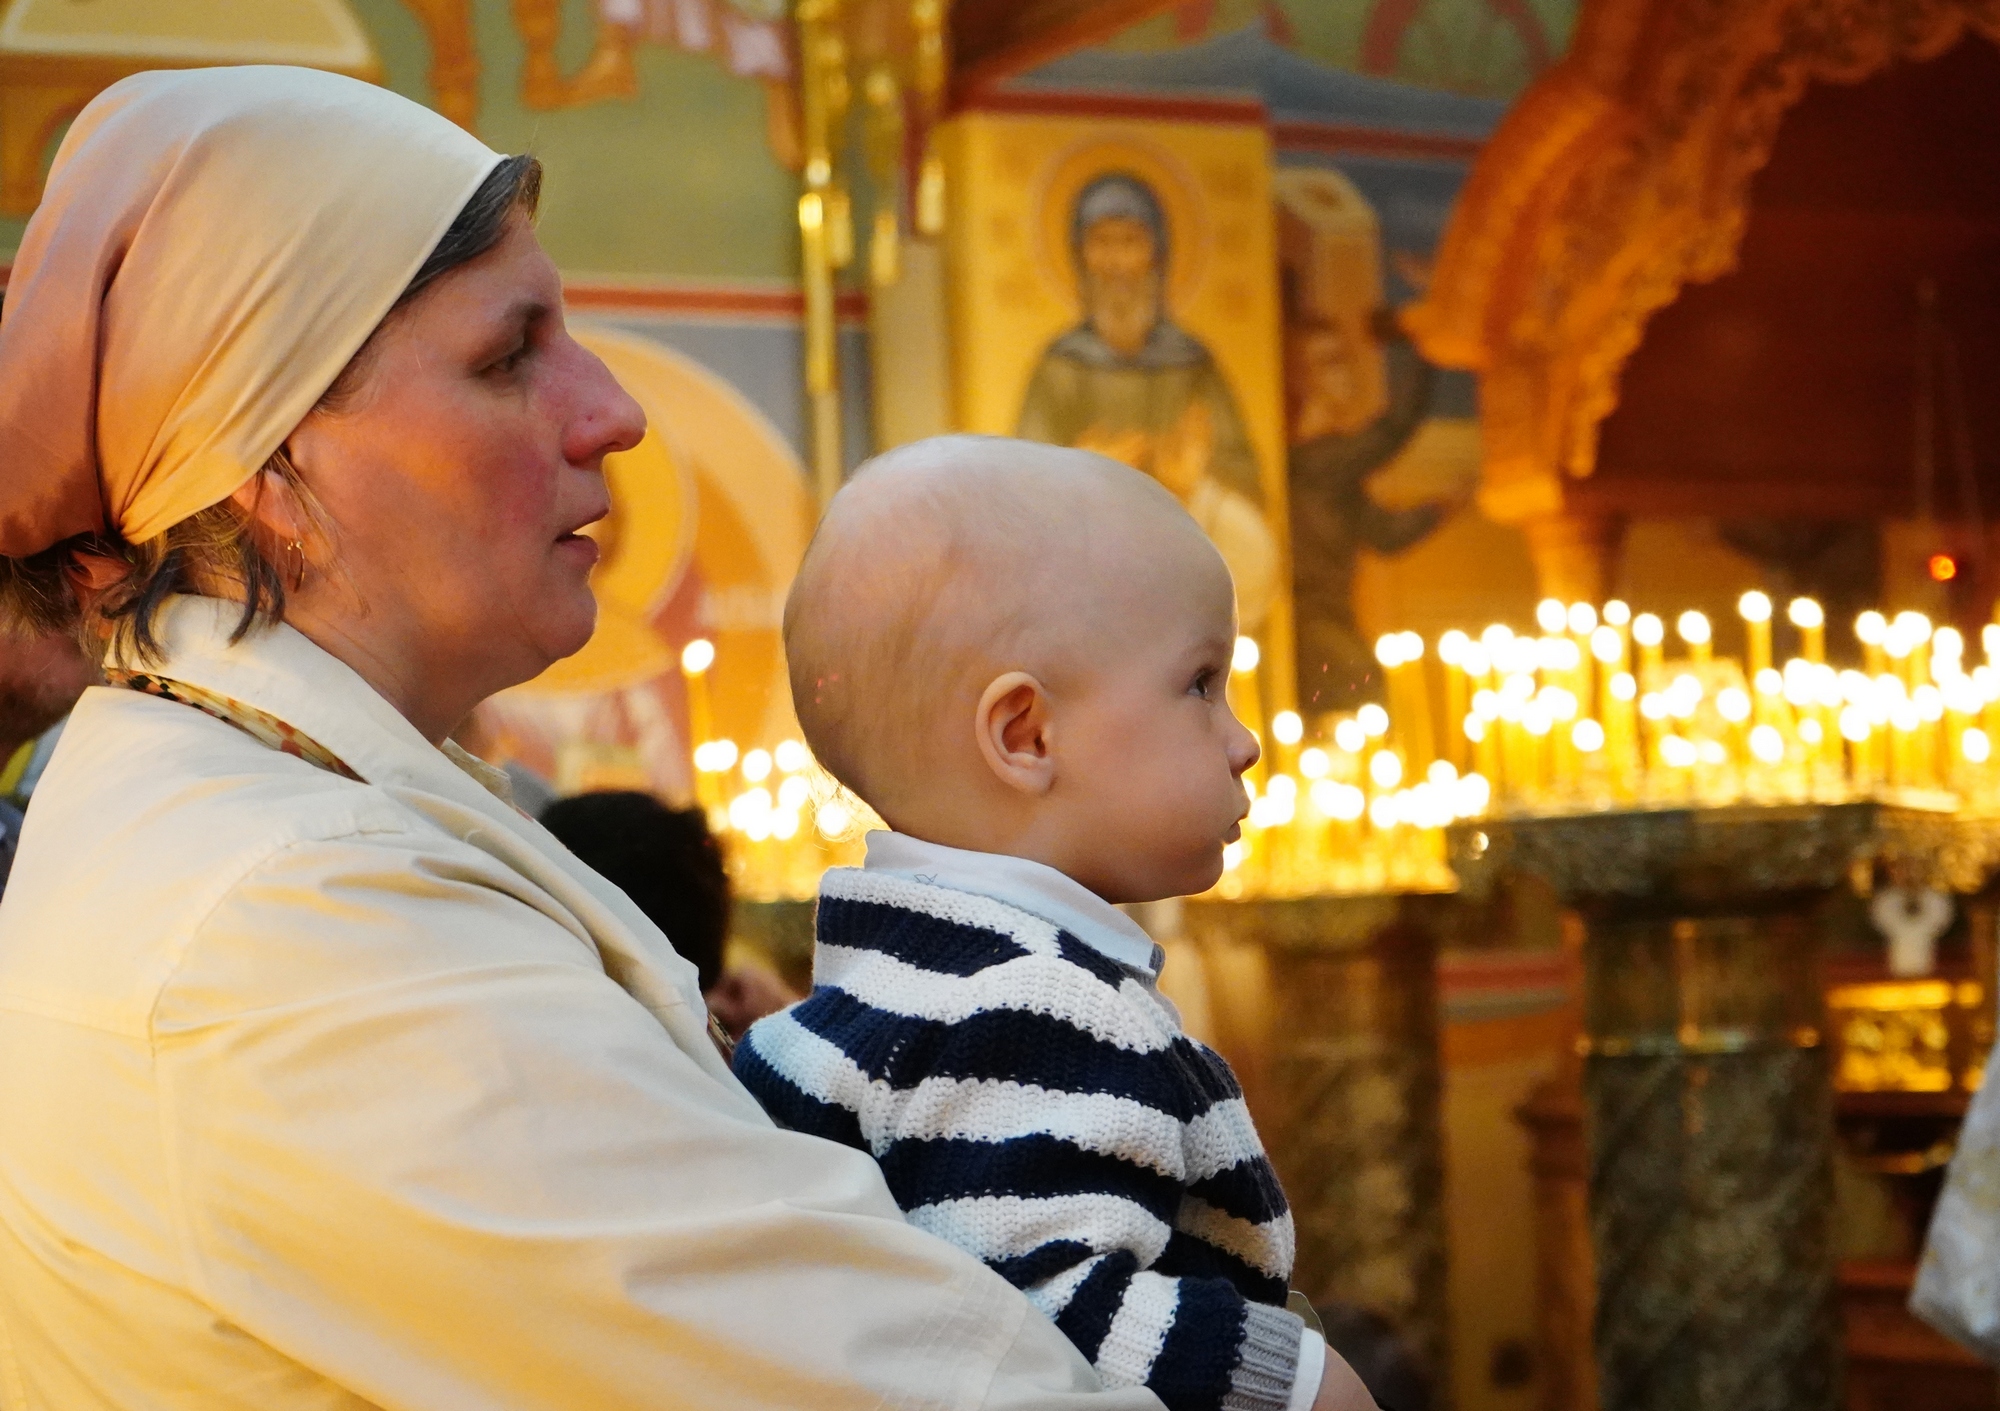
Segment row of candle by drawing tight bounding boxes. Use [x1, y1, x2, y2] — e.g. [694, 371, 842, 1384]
[685, 630, 1483, 902]
[1211, 637, 1482, 898]
[1406, 595, 2000, 813]
[688, 593, 2000, 905]
[680, 639, 879, 902]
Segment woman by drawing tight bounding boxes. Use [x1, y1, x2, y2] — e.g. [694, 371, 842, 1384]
[0, 67, 1160, 1407]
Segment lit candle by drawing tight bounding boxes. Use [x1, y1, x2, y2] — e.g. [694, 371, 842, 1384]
[681, 638, 720, 811]
[1566, 602, 1599, 763]
[1462, 643, 1502, 797]
[1390, 632, 1435, 774]
[1857, 611, 1888, 677]
[1438, 630, 1472, 773]
[1677, 610, 1712, 666]
[1631, 614, 1665, 800]
[1604, 665, 1641, 800]
[1788, 597, 1825, 666]
[1892, 611, 1932, 693]
[1841, 704, 1876, 796]
[1270, 708, 1304, 778]
[1739, 591, 1773, 680]
[1633, 611, 1665, 680]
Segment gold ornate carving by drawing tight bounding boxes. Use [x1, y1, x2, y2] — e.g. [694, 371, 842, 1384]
[397, 0, 480, 130]
[1403, 0, 2000, 524]
[1830, 977, 1993, 1093]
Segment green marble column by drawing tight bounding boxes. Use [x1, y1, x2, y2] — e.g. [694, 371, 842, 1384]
[1184, 895, 1452, 1401]
[1451, 804, 2000, 1411]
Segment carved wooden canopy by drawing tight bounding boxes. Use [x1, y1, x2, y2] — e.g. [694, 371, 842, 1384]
[1403, 0, 2000, 526]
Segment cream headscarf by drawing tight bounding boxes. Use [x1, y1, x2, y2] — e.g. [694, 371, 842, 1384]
[0, 66, 502, 557]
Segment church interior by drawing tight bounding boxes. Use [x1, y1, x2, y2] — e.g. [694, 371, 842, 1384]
[8, 0, 2000, 1408]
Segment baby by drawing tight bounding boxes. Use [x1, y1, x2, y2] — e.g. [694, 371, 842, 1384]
[736, 436, 1377, 1411]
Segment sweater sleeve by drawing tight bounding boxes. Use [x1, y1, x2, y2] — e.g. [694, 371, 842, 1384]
[736, 969, 1307, 1411]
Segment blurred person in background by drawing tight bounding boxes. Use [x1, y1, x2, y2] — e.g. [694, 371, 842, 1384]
[0, 629, 94, 896]
[541, 789, 794, 1040]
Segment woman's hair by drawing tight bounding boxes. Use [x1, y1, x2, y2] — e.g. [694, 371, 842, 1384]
[539, 791, 733, 994]
[0, 153, 543, 661]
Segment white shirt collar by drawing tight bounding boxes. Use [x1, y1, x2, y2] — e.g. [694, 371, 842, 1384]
[862, 830, 1165, 982]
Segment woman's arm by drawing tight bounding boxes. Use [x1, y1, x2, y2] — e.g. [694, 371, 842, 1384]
[157, 828, 1164, 1410]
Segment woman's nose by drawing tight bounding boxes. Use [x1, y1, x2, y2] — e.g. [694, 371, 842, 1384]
[564, 340, 647, 464]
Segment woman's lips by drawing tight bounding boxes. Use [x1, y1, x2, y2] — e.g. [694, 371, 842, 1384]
[556, 531, 601, 565]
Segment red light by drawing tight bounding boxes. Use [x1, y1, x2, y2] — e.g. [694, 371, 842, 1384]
[1930, 554, 1959, 582]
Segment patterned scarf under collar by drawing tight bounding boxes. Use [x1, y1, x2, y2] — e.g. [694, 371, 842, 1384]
[105, 667, 742, 1063]
[105, 669, 361, 782]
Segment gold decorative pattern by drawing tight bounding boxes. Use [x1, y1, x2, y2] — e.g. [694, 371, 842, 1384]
[397, 0, 479, 130]
[0, 0, 381, 216]
[1830, 978, 1993, 1094]
[1402, 0, 2000, 525]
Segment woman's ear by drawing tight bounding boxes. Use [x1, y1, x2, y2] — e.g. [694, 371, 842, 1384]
[974, 671, 1056, 796]
[226, 462, 308, 546]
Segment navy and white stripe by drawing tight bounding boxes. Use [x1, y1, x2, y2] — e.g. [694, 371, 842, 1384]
[737, 868, 1304, 1411]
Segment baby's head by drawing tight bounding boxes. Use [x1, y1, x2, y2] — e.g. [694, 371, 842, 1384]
[785, 434, 1259, 903]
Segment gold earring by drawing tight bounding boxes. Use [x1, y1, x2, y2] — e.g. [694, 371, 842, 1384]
[286, 538, 306, 591]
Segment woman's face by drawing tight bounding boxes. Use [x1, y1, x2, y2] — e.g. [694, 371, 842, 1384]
[286, 216, 644, 726]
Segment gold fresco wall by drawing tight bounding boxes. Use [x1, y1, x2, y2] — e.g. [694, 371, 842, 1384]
[939, 107, 1296, 712]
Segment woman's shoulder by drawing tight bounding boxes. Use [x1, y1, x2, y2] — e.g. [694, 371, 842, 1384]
[0, 687, 460, 1038]
[28, 683, 404, 856]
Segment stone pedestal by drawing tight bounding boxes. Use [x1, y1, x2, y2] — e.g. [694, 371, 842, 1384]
[1451, 804, 2000, 1411]
[1185, 895, 1452, 1401]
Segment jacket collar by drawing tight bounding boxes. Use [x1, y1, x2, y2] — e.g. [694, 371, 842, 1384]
[123, 596, 729, 1079]
[126, 595, 509, 815]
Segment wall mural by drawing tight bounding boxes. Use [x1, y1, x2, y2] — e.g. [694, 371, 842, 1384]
[1278, 165, 1465, 712]
[943, 108, 1295, 706]
[0, 0, 378, 214]
[0, 0, 1534, 765]
[1017, 166, 1281, 635]
[1105, 0, 1572, 100]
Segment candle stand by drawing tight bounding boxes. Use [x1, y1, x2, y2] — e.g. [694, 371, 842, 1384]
[1185, 894, 1454, 1401]
[1450, 804, 2000, 1411]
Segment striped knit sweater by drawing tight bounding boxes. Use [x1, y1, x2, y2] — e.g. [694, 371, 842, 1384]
[736, 866, 1306, 1411]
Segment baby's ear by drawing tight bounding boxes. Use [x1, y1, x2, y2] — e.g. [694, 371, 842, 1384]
[974, 671, 1055, 795]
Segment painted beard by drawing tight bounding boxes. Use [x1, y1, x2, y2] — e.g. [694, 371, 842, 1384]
[1086, 272, 1160, 356]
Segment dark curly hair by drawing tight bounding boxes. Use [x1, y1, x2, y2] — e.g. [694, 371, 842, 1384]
[0, 153, 543, 663]
[540, 791, 733, 993]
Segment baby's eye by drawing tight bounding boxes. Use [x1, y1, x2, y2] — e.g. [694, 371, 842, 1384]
[1189, 668, 1218, 699]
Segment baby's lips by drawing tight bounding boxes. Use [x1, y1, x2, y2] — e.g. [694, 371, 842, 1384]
[1224, 821, 1242, 844]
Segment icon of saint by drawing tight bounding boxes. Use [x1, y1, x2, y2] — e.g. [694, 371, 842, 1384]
[1017, 172, 1280, 629]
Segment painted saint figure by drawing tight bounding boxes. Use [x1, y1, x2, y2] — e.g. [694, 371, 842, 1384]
[1017, 172, 1280, 629]
[1285, 307, 1455, 711]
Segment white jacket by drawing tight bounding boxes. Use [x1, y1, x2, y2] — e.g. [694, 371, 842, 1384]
[0, 595, 1160, 1410]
